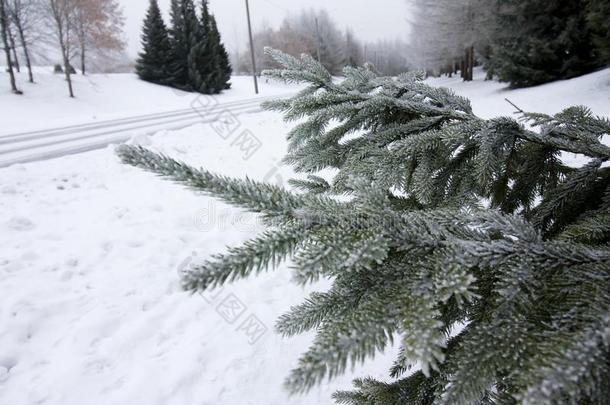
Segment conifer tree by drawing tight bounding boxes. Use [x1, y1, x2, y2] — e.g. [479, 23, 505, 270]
[187, 0, 213, 93]
[209, 14, 231, 92]
[118, 50, 610, 404]
[488, 0, 602, 88]
[188, 1, 231, 94]
[168, 0, 199, 90]
[586, 0, 610, 65]
[136, 0, 172, 85]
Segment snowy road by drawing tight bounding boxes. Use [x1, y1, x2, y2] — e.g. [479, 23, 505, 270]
[0, 94, 281, 168]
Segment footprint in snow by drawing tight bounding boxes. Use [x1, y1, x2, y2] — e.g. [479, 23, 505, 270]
[6, 216, 36, 231]
[0, 356, 18, 374]
[1, 185, 17, 195]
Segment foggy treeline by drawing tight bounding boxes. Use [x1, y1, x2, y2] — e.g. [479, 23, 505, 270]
[406, 0, 491, 80]
[233, 8, 411, 76]
[407, 0, 609, 85]
[234, 0, 609, 86]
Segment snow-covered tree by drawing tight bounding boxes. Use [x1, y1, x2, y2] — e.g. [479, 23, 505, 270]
[118, 49, 610, 404]
[363, 38, 412, 76]
[408, 0, 495, 79]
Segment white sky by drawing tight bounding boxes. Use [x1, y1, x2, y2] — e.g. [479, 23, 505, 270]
[119, 0, 411, 58]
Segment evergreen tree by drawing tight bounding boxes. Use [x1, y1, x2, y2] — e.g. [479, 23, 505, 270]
[118, 50, 610, 404]
[188, 0, 223, 94]
[168, 0, 199, 90]
[586, 0, 610, 65]
[187, 1, 231, 94]
[342, 28, 363, 68]
[187, 0, 212, 93]
[209, 14, 231, 92]
[488, 0, 602, 88]
[136, 0, 172, 85]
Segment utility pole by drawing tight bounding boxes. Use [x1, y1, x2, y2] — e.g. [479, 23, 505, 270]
[245, 0, 258, 94]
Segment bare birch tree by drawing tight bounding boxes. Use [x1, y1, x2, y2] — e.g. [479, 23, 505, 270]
[6, 19, 19, 71]
[7, 0, 41, 83]
[46, 0, 77, 97]
[0, 0, 21, 93]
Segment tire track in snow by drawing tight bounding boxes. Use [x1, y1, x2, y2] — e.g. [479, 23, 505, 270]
[0, 94, 287, 168]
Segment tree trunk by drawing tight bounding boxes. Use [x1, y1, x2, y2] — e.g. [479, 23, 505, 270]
[462, 48, 470, 82]
[80, 43, 85, 75]
[7, 21, 19, 72]
[460, 58, 466, 79]
[0, 0, 20, 94]
[463, 47, 474, 82]
[57, 22, 74, 97]
[59, 36, 74, 97]
[469, 45, 475, 81]
[14, 18, 32, 83]
[63, 53, 74, 97]
[49, 0, 74, 97]
[314, 16, 322, 65]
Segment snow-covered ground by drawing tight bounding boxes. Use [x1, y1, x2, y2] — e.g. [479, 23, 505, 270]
[0, 68, 294, 134]
[428, 67, 610, 118]
[1, 68, 609, 405]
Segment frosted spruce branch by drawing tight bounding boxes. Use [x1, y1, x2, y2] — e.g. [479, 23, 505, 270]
[117, 144, 302, 220]
[118, 49, 610, 405]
